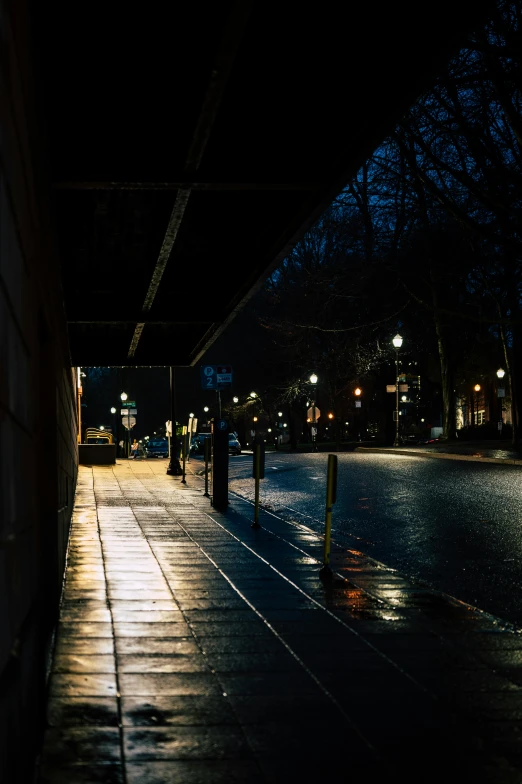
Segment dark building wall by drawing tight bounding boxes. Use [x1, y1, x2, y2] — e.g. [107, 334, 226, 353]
[0, 2, 78, 781]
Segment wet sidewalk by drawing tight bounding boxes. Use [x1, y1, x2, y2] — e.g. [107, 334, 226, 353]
[37, 459, 522, 783]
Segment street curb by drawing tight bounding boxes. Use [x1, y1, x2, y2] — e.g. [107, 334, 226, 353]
[354, 446, 522, 465]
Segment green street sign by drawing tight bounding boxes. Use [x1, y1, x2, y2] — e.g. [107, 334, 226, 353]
[122, 401, 136, 408]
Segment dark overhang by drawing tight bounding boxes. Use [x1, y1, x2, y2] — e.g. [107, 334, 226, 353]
[28, 0, 495, 366]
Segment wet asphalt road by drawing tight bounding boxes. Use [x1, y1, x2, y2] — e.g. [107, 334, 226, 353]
[217, 450, 522, 629]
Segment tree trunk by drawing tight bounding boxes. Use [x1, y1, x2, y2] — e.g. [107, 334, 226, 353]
[431, 271, 457, 441]
[437, 327, 457, 440]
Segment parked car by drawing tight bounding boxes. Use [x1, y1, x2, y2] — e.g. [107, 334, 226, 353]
[145, 438, 169, 458]
[228, 433, 241, 455]
[190, 434, 211, 455]
[189, 433, 242, 456]
[399, 434, 440, 446]
[399, 434, 423, 445]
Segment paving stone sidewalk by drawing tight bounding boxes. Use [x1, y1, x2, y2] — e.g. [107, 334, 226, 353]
[36, 459, 522, 783]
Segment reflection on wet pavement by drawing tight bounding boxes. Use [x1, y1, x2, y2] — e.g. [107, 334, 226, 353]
[36, 460, 522, 783]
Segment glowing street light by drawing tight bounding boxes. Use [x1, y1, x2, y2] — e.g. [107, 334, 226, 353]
[473, 383, 481, 426]
[309, 373, 318, 452]
[109, 407, 118, 452]
[120, 392, 130, 456]
[392, 335, 403, 446]
[354, 386, 363, 442]
[497, 369, 505, 436]
[247, 393, 262, 443]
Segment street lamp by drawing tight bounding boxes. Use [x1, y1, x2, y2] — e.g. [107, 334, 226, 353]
[248, 392, 260, 444]
[474, 384, 481, 426]
[109, 407, 118, 452]
[309, 373, 318, 452]
[121, 391, 130, 457]
[497, 368, 505, 437]
[354, 387, 362, 442]
[187, 413, 196, 459]
[392, 335, 403, 446]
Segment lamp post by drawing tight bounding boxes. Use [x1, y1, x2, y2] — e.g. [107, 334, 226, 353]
[497, 368, 505, 437]
[277, 411, 283, 448]
[327, 412, 334, 444]
[249, 392, 259, 445]
[187, 413, 194, 461]
[77, 367, 83, 444]
[392, 335, 403, 446]
[110, 407, 117, 455]
[120, 391, 129, 457]
[354, 387, 362, 442]
[309, 373, 318, 452]
[474, 384, 481, 426]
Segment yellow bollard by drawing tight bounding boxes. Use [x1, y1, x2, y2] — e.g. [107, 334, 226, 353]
[320, 454, 337, 579]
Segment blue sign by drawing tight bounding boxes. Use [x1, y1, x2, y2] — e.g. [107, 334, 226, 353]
[216, 419, 228, 430]
[200, 365, 233, 390]
[201, 365, 217, 389]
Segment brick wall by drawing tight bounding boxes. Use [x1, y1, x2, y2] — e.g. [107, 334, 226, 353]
[0, 2, 78, 780]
